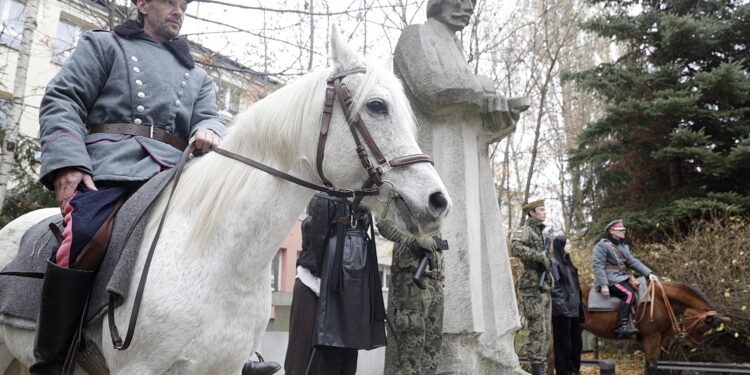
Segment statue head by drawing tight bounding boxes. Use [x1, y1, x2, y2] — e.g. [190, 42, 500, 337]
[426, 0, 476, 32]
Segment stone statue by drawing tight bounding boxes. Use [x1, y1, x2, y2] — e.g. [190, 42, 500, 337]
[393, 0, 530, 374]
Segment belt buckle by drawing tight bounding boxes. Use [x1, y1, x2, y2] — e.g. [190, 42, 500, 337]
[150, 124, 154, 139]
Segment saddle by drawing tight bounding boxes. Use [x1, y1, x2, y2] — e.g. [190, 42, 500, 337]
[587, 276, 650, 312]
[0, 169, 175, 329]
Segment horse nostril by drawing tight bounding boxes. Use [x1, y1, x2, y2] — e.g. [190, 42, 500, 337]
[429, 192, 448, 214]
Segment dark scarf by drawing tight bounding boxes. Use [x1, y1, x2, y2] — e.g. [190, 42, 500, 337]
[605, 234, 625, 246]
[114, 20, 194, 69]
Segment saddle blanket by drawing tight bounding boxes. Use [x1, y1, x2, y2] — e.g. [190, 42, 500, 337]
[587, 276, 650, 312]
[0, 169, 175, 329]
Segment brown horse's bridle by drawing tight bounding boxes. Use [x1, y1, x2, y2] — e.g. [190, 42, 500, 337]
[213, 68, 434, 211]
[637, 280, 720, 341]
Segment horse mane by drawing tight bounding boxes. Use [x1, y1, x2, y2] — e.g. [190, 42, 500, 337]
[164, 63, 412, 249]
[669, 281, 719, 311]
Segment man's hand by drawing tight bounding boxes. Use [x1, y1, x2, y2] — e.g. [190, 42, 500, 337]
[649, 274, 659, 282]
[190, 128, 221, 153]
[601, 285, 610, 296]
[53, 168, 97, 212]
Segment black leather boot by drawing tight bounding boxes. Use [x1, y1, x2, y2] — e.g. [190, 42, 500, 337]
[241, 360, 281, 375]
[29, 261, 95, 375]
[531, 363, 548, 375]
[615, 303, 639, 338]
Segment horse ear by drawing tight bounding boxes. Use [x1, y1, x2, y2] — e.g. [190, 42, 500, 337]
[330, 25, 364, 71]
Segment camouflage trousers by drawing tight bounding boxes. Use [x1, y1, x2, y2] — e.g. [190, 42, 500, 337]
[384, 270, 444, 375]
[520, 289, 552, 363]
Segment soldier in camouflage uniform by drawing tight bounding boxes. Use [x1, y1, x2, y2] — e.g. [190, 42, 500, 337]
[377, 220, 445, 375]
[511, 199, 552, 375]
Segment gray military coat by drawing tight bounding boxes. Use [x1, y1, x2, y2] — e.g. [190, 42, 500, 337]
[39, 20, 226, 189]
[592, 237, 652, 288]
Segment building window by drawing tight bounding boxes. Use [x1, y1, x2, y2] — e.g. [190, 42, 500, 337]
[0, 0, 25, 49]
[217, 83, 241, 116]
[271, 250, 282, 292]
[52, 19, 85, 65]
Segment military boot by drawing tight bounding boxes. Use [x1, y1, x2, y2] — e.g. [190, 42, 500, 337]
[615, 303, 639, 338]
[29, 261, 95, 375]
[241, 360, 281, 375]
[531, 363, 548, 375]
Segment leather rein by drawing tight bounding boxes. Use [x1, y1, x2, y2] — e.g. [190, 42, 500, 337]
[108, 68, 433, 350]
[636, 280, 719, 341]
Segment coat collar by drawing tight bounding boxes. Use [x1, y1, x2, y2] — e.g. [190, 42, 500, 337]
[114, 20, 195, 69]
[526, 216, 546, 232]
[604, 235, 625, 246]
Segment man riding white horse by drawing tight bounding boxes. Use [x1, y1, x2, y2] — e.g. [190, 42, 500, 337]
[34, 0, 278, 374]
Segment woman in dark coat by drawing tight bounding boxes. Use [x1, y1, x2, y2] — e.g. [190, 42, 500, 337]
[283, 193, 385, 375]
[550, 235, 584, 375]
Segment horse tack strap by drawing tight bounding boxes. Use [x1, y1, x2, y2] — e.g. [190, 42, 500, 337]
[327, 68, 367, 83]
[334, 81, 387, 166]
[108, 141, 194, 350]
[316, 86, 337, 187]
[637, 280, 681, 336]
[683, 310, 719, 334]
[211, 147, 378, 198]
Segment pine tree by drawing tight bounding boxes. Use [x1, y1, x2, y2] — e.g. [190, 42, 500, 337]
[568, 0, 750, 238]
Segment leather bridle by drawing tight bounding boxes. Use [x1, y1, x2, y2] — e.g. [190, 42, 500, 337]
[213, 68, 434, 211]
[107, 68, 435, 351]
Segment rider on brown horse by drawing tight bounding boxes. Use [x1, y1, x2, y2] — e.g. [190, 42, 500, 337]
[592, 219, 659, 338]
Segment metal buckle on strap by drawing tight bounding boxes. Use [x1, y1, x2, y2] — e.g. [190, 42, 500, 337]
[149, 124, 154, 139]
[378, 160, 393, 174]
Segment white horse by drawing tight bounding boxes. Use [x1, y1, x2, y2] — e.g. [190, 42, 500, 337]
[0, 31, 450, 374]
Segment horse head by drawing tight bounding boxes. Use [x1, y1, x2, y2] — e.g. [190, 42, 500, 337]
[680, 307, 731, 348]
[315, 28, 452, 237]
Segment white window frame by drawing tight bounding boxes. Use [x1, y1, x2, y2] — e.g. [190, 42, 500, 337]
[52, 18, 85, 65]
[0, 0, 25, 50]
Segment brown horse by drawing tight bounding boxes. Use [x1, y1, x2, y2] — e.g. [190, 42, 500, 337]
[581, 281, 731, 374]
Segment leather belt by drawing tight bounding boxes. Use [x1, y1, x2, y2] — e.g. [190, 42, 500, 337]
[89, 123, 187, 151]
[606, 265, 625, 270]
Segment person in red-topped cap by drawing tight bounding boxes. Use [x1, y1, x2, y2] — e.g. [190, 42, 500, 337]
[592, 219, 659, 338]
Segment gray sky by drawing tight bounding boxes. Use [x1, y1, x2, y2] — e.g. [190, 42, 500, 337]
[181, 0, 432, 77]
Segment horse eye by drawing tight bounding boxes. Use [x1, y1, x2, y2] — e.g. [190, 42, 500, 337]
[367, 100, 388, 114]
